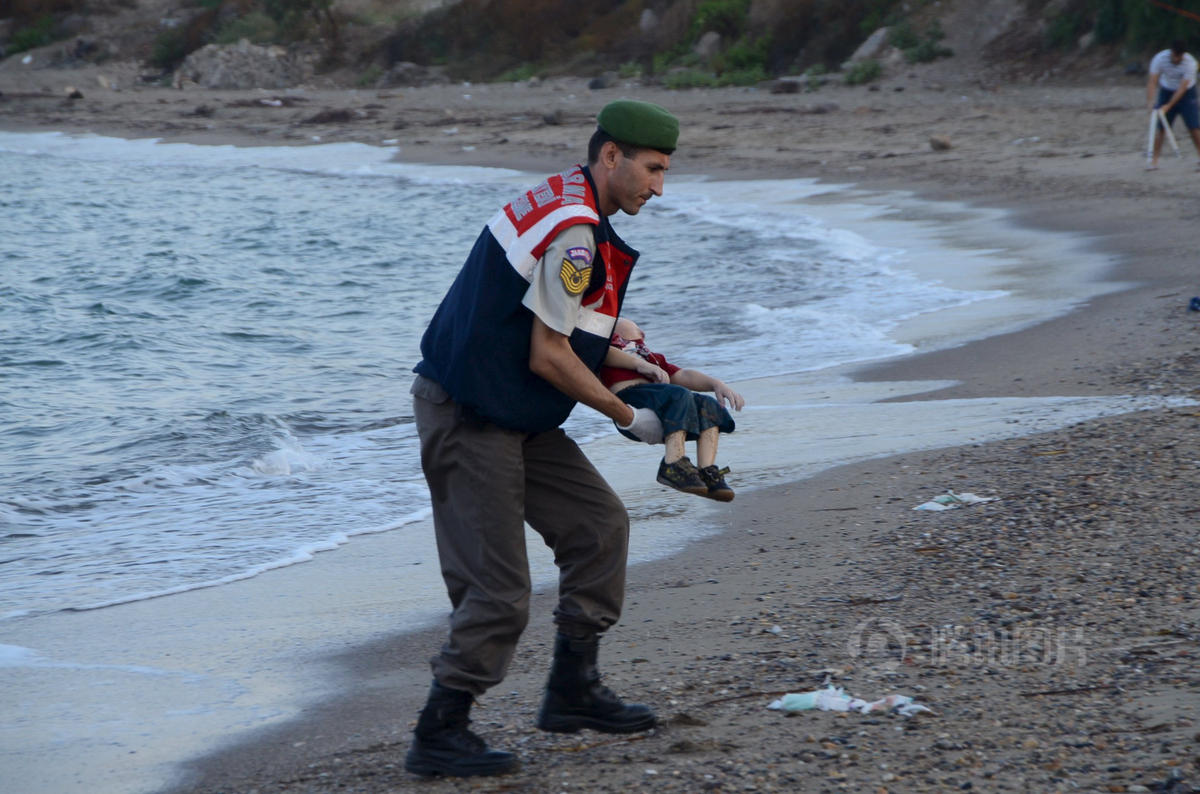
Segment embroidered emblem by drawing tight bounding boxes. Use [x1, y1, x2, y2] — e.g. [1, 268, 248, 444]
[559, 257, 591, 295]
[565, 246, 593, 266]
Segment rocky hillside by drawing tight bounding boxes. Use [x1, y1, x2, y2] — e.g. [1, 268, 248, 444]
[0, 0, 1190, 90]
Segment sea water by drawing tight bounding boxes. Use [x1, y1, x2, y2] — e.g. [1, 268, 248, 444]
[0, 131, 1002, 620]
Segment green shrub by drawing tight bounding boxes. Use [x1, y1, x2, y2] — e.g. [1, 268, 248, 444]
[886, 20, 921, 51]
[805, 63, 828, 91]
[149, 27, 190, 70]
[860, 0, 905, 35]
[690, 0, 751, 40]
[263, 0, 334, 42]
[844, 58, 882, 85]
[904, 39, 953, 63]
[653, 45, 702, 75]
[890, 17, 952, 63]
[213, 11, 278, 45]
[664, 69, 718, 89]
[1094, 0, 1125, 44]
[1046, 12, 1084, 50]
[1120, 0, 1193, 52]
[357, 65, 383, 87]
[1059, 0, 1191, 53]
[617, 61, 642, 79]
[495, 63, 538, 82]
[720, 35, 769, 72]
[716, 66, 768, 86]
[8, 15, 58, 54]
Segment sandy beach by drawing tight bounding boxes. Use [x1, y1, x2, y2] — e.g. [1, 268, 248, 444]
[4, 52, 1200, 794]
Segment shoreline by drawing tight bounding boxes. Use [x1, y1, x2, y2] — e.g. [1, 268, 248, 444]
[5, 73, 1200, 793]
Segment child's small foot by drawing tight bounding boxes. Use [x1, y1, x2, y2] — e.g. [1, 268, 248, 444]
[656, 456, 708, 496]
[699, 465, 735, 502]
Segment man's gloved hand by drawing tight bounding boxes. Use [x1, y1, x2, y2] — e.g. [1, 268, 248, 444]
[617, 407, 663, 444]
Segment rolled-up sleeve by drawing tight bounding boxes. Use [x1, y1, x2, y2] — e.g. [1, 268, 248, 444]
[521, 224, 596, 336]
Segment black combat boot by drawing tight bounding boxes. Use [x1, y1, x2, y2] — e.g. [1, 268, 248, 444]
[536, 633, 657, 734]
[404, 680, 518, 777]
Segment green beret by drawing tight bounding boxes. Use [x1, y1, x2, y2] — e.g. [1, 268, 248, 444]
[597, 100, 679, 153]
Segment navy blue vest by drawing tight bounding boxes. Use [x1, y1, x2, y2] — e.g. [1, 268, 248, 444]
[414, 166, 639, 432]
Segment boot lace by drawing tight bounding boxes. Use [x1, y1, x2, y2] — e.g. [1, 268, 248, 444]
[589, 674, 625, 705]
[439, 711, 486, 752]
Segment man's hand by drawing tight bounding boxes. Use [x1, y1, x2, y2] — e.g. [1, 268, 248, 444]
[617, 407, 664, 444]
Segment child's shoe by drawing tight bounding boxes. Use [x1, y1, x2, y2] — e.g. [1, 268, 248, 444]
[656, 456, 709, 496]
[699, 465, 735, 502]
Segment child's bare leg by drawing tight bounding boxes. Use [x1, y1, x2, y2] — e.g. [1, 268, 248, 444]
[664, 431, 686, 463]
[696, 427, 719, 469]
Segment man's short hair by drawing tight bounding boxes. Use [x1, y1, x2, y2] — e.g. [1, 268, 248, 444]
[1172, 40, 1186, 56]
[587, 129, 640, 164]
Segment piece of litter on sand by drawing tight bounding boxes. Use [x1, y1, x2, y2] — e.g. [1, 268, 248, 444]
[913, 490, 998, 511]
[768, 684, 933, 717]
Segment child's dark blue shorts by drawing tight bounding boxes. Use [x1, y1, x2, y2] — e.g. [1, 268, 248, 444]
[615, 383, 735, 442]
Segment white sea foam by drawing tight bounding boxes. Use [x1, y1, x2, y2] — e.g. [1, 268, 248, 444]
[0, 643, 38, 666]
[0, 643, 176, 675]
[247, 440, 325, 476]
[0, 130, 522, 184]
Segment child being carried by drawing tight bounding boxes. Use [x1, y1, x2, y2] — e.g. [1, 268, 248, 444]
[598, 317, 744, 501]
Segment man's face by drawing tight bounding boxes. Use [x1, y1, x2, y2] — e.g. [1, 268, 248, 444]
[1172, 52, 1184, 65]
[601, 145, 670, 216]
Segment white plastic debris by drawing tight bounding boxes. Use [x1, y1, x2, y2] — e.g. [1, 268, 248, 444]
[769, 686, 854, 712]
[768, 684, 933, 717]
[913, 490, 998, 511]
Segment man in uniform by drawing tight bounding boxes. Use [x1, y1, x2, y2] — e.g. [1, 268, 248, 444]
[405, 100, 679, 778]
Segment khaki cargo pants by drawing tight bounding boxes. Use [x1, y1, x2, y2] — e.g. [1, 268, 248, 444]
[412, 376, 630, 696]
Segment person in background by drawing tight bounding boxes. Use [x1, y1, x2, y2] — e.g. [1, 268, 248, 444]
[599, 317, 743, 502]
[1146, 39, 1200, 170]
[405, 100, 679, 778]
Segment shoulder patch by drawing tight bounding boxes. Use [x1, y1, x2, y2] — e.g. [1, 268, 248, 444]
[565, 246, 593, 266]
[559, 257, 591, 295]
